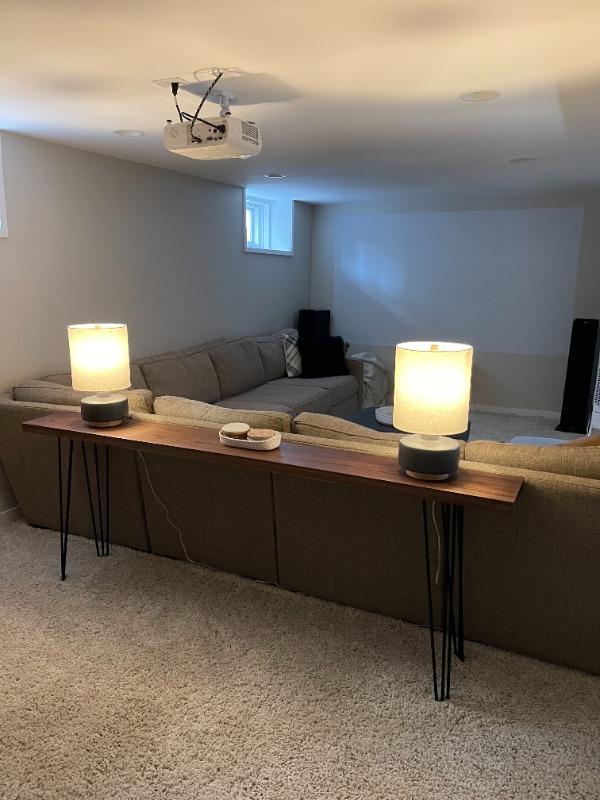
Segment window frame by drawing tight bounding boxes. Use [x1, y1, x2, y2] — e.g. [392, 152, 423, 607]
[245, 195, 271, 250]
[243, 190, 294, 256]
[0, 134, 8, 238]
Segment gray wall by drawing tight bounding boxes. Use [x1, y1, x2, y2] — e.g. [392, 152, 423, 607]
[311, 194, 600, 414]
[0, 132, 312, 511]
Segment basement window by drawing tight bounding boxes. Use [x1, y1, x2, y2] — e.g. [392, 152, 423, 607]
[244, 191, 293, 255]
[0, 135, 7, 237]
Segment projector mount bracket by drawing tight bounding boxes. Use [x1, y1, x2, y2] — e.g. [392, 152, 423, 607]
[167, 67, 233, 142]
[214, 90, 234, 118]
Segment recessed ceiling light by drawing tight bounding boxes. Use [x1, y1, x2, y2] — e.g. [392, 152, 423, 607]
[508, 157, 538, 164]
[264, 173, 286, 179]
[458, 90, 501, 103]
[113, 129, 146, 137]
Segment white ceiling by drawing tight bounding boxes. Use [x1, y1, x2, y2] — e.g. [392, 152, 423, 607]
[3, 0, 600, 203]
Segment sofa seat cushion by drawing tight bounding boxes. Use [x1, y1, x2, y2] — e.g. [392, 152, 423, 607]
[268, 375, 358, 406]
[139, 350, 220, 403]
[153, 396, 292, 432]
[208, 339, 266, 399]
[13, 381, 154, 413]
[219, 383, 332, 415]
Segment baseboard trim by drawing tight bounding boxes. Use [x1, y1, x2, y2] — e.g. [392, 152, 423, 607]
[471, 404, 560, 420]
[0, 506, 21, 523]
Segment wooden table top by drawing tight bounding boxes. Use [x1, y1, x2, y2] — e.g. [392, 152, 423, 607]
[23, 412, 523, 512]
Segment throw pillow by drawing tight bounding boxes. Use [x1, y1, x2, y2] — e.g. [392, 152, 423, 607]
[298, 335, 349, 379]
[153, 396, 293, 433]
[282, 332, 302, 378]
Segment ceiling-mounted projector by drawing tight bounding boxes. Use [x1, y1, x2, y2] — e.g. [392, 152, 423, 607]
[160, 68, 263, 161]
[163, 117, 262, 160]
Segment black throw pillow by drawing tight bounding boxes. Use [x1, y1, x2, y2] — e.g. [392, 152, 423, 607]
[298, 335, 349, 378]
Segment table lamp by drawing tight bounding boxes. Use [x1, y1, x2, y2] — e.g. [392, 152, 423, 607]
[67, 323, 131, 427]
[394, 341, 473, 480]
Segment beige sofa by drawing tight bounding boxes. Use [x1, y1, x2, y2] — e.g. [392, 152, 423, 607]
[0, 394, 599, 677]
[26, 329, 363, 417]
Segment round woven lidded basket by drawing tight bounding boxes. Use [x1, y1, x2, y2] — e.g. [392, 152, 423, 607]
[219, 428, 281, 451]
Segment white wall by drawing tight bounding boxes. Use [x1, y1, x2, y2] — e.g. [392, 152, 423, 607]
[0, 132, 312, 510]
[312, 194, 600, 413]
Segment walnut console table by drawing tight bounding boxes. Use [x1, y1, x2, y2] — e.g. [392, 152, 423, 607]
[24, 412, 523, 701]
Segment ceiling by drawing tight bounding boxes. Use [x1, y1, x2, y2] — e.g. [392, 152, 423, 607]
[3, 0, 600, 203]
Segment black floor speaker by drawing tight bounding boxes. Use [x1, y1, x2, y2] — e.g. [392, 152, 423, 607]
[556, 318, 600, 434]
[298, 309, 330, 337]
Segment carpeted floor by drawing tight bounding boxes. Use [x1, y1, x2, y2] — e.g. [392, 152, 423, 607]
[1, 520, 599, 800]
[468, 410, 579, 443]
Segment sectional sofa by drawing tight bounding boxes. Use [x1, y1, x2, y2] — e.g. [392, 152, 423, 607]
[0, 330, 599, 678]
[25, 328, 363, 417]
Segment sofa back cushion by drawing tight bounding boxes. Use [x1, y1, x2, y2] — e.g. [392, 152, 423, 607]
[139, 350, 220, 403]
[13, 381, 154, 413]
[465, 440, 600, 480]
[292, 412, 407, 446]
[282, 431, 398, 457]
[255, 331, 288, 381]
[43, 363, 148, 390]
[153, 395, 292, 432]
[208, 339, 266, 399]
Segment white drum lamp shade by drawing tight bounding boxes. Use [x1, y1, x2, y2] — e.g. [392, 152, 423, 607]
[67, 324, 131, 426]
[394, 342, 473, 480]
[394, 342, 473, 435]
[68, 324, 130, 392]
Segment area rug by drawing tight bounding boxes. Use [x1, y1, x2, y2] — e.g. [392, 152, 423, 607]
[1, 520, 598, 799]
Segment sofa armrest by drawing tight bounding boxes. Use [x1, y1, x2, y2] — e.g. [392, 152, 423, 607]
[345, 358, 365, 408]
[0, 397, 149, 550]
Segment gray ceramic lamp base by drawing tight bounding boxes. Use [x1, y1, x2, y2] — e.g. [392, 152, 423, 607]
[80, 394, 129, 427]
[398, 434, 460, 481]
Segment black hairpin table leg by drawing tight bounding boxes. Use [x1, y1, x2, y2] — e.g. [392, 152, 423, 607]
[57, 439, 111, 580]
[57, 438, 74, 581]
[81, 442, 111, 558]
[456, 505, 465, 662]
[422, 499, 465, 700]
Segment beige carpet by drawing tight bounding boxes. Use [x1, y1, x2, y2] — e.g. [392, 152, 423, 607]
[468, 411, 579, 443]
[1, 521, 599, 800]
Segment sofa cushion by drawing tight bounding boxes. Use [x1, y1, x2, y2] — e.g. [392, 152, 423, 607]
[153, 396, 292, 433]
[292, 411, 418, 449]
[268, 375, 358, 407]
[139, 350, 220, 403]
[208, 339, 266, 399]
[13, 381, 154, 413]
[282, 332, 302, 377]
[217, 399, 295, 415]
[465, 440, 600, 480]
[255, 332, 287, 382]
[43, 363, 148, 390]
[281, 431, 399, 458]
[134, 338, 226, 365]
[298, 335, 349, 378]
[132, 410, 397, 458]
[219, 383, 332, 415]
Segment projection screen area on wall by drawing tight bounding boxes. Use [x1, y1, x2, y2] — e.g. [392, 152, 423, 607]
[333, 207, 584, 356]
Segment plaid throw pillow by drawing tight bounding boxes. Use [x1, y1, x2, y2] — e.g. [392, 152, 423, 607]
[282, 333, 302, 377]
